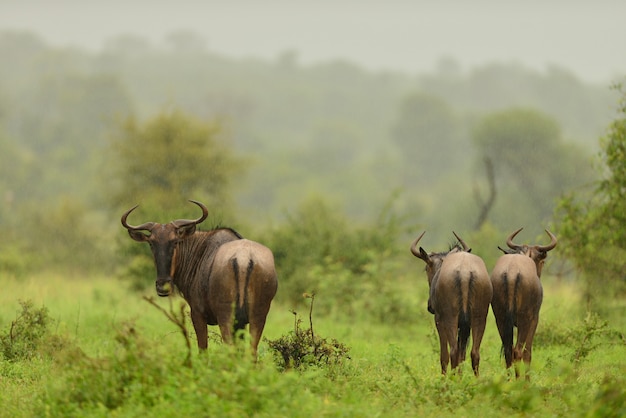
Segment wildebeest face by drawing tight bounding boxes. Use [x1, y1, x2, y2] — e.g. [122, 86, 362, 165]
[121, 200, 208, 297]
[128, 223, 196, 296]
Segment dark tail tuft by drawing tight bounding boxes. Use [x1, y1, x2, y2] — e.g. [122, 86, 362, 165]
[233, 259, 254, 332]
[458, 273, 474, 361]
[503, 309, 514, 367]
[503, 273, 520, 368]
[458, 309, 471, 361]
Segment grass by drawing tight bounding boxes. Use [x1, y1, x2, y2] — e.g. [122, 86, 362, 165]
[0, 272, 624, 417]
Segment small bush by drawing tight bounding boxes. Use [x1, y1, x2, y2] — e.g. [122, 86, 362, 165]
[266, 293, 350, 371]
[0, 299, 68, 361]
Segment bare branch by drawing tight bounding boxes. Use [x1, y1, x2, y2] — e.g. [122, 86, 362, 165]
[143, 296, 193, 367]
[474, 156, 497, 230]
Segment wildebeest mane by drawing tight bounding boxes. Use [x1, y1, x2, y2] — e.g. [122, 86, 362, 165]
[198, 225, 244, 239]
[172, 228, 242, 299]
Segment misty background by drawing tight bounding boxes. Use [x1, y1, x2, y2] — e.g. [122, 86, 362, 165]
[3, 1, 626, 83]
[1, 1, 625, 284]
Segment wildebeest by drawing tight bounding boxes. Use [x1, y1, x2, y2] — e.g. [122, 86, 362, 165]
[410, 232, 493, 376]
[490, 228, 557, 379]
[121, 200, 278, 357]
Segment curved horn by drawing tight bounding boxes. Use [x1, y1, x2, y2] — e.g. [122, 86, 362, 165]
[410, 231, 427, 260]
[172, 200, 209, 227]
[506, 227, 525, 250]
[121, 205, 155, 231]
[536, 229, 557, 252]
[452, 231, 470, 252]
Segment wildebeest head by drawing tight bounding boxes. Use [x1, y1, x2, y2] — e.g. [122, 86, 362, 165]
[410, 231, 470, 285]
[121, 200, 208, 296]
[497, 228, 557, 277]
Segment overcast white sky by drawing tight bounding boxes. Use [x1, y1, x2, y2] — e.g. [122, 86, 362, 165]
[2, 1, 625, 84]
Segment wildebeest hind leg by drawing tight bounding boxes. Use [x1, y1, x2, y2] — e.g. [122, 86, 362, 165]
[470, 315, 488, 376]
[213, 304, 235, 345]
[514, 320, 533, 379]
[521, 316, 539, 381]
[435, 321, 451, 374]
[249, 316, 268, 359]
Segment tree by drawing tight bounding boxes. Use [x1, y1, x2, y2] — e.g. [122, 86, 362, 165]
[472, 108, 595, 229]
[556, 84, 626, 298]
[108, 109, 243, 216]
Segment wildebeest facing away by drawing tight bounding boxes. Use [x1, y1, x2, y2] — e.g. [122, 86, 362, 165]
[490, 228, 557, 379]
[121, 200, 278, 357]
[410, 232, 493, 376]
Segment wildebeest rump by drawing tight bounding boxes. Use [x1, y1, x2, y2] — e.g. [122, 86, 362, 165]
[410, 232, 493, 376]
[491, 228, 557, 379]
[121, 200, 278, 357]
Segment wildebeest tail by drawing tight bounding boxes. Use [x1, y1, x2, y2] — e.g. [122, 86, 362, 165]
[457, 273, 473, 360]
[233, 258, 253, 331]
[458, 309, 471, 359]
[502, 272, 517, 368]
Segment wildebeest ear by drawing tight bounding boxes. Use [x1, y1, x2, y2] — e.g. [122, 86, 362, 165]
[176, 223, 197, 238]
[128, 230, 149, 242]
[419, 247, 430, 261]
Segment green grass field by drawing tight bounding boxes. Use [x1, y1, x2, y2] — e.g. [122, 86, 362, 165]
[0, 273, 624, 417]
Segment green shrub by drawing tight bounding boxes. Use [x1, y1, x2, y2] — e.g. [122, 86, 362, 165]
[0, 300, 68, 362]
[535, 311, 623, 363]
[0, 244, 34, 278]
[265, 195, 416, 323]
[38, 319, 329, 417]
[266, 293, 350, 371]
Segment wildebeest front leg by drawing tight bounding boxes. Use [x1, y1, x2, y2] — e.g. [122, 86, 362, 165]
[190, 309, 208, 350]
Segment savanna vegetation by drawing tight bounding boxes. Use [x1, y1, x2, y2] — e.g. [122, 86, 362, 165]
[0, 31, 624, 416]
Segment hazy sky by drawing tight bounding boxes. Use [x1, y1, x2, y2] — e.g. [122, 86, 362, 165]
[2, 1, 625, 84]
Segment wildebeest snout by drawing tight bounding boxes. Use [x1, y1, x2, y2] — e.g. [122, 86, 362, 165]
[156, 278, 173, 297]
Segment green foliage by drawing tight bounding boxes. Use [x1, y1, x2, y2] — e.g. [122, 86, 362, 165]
[37, 320, 328, 417]
[0, 276, 625, 417]
[107, 109, 243, 213]
[0, 244, 34, 279]
[555, 83, 626, 299]
[472, 107, 596, 228]
[586, 375, 626, 418]
[0, 300, 68, 362]
[265, 194, 418, 322]
[464, 222, 506, 272]
[43, 321, 170, 413]
[266, 293, 350, 371]
[534, 311, 623, 363]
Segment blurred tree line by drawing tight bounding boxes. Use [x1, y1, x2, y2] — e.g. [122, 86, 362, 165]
[0, 31, 623, 313]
